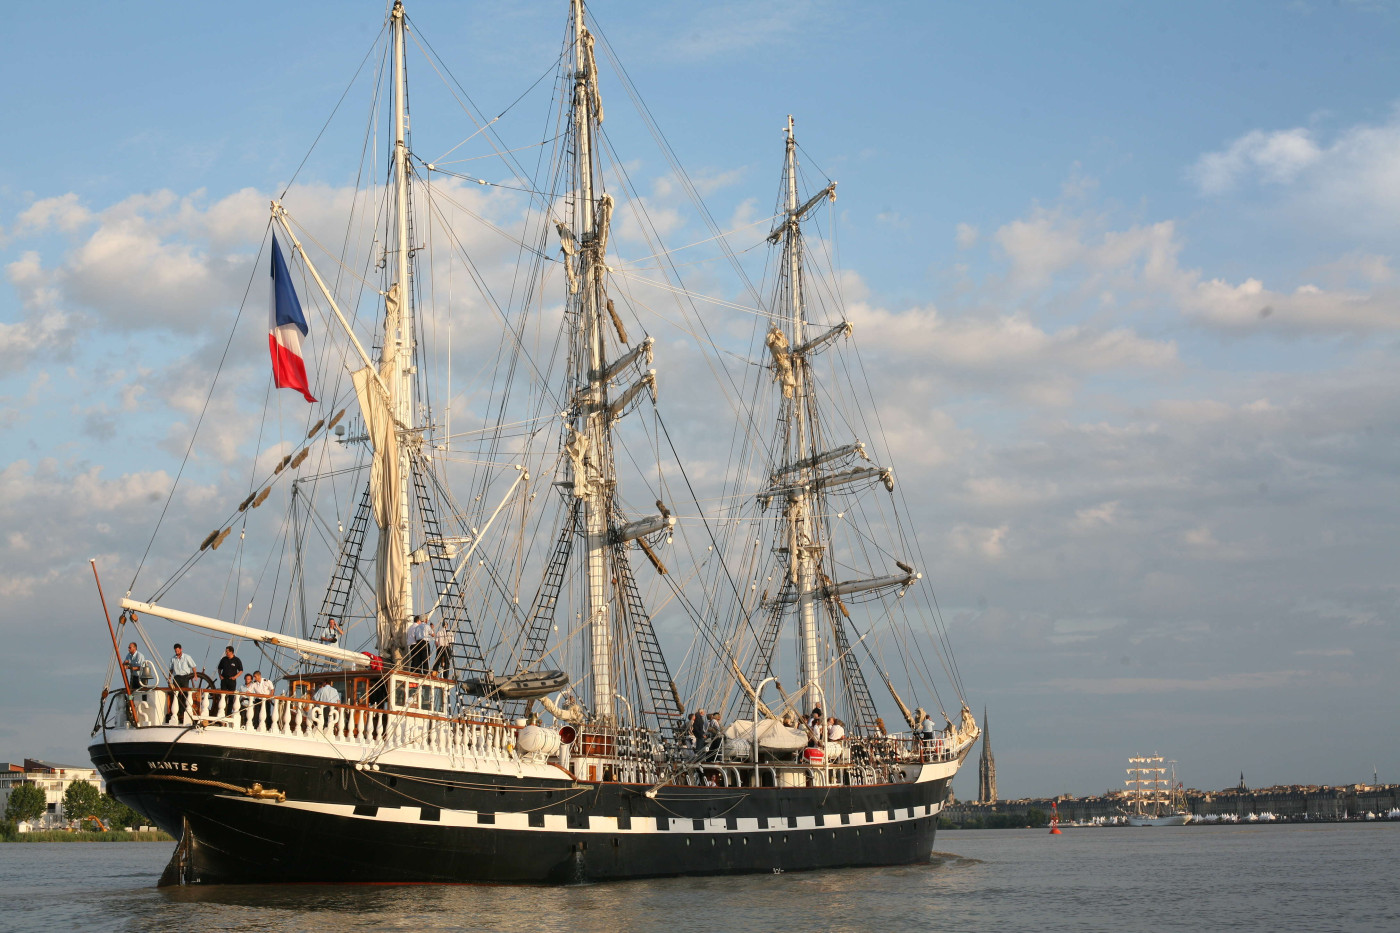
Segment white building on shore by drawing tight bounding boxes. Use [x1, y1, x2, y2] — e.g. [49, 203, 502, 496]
[1, 759, 103, 827]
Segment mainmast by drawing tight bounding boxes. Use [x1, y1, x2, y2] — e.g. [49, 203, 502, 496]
[560, 0, 668, 724]
[572, 0, 614, 722]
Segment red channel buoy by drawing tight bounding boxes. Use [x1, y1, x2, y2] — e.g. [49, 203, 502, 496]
[1050, 800, 1062, 834]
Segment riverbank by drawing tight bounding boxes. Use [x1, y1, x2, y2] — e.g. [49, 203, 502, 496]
[946, 781, 1400, 826]
[1, 831, 173, 842]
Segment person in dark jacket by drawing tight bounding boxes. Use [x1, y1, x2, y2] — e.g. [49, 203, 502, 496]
[216, 646, 243, 718]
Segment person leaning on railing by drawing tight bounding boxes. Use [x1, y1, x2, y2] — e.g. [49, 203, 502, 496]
[248, 671, 275, 728]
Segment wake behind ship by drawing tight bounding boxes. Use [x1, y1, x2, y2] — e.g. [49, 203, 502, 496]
[89, 0, 980, 884]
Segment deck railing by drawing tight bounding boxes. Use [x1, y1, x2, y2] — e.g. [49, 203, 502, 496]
[99, 687, 519, 766]
[96, 688, 967, 784]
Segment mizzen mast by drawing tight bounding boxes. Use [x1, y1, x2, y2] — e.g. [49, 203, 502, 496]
[777, 116, 823, 698]
[760, 117, 914, 724]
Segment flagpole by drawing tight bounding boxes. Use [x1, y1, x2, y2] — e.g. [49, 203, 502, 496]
[269, 205, 393, 403]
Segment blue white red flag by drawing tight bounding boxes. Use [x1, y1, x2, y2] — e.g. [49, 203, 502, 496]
[269, 235, 317, 403]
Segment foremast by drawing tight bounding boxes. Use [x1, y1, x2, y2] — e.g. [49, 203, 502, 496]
[352, 0, 417, 661]
[387, 0, 416, 650]
[563, 0, 668, 725]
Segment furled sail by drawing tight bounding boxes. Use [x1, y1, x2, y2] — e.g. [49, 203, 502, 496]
[352, 283, 408, 657]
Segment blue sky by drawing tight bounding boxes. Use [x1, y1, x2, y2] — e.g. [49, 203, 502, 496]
[4, 1, 1400, 799]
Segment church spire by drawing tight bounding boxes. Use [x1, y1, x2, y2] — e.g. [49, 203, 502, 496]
[978, 707, 997, 803]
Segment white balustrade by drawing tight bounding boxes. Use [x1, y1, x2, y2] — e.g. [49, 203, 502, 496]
[117, 688, 521, 765]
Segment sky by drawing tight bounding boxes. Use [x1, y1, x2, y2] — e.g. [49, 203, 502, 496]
[3, 0, 1400, 801]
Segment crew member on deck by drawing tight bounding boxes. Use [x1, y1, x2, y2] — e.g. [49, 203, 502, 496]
[432, 621, 453, 678]
[167, 644, 197, 724]
[122, 642, 147, 689]
[407, 615, 431, 673]
[705, 711, 724, 759]
[239, 673, 255, 725]
[249, 670, 275, 728]
[314, 681, 341, 704]
[216, 646, 243, 718]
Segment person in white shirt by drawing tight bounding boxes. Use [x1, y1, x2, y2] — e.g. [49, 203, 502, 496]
[167, 644, 198, 723]
[249, 671, 276, 728]
[238, 673, 255, 726]
[313, 682, 341, 704]
[406, 615, 430, 673]
[122, 642, 147, 689]
[432, 622, 453, 678]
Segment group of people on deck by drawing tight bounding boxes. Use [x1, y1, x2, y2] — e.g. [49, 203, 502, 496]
[679, 709, 725, 760]
[119, 612, 456, 725]
[122, 641, 343, 726]
[675, 705, 851, 762]
[406, 614, 454, 677]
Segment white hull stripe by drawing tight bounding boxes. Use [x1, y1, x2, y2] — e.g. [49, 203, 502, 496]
[227, 796, 944, 835]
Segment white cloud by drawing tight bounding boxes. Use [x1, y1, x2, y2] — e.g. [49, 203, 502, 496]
[1071, 500, 1121, 530]
[1190, 127, 1323, 193]
[658, 0, 837, 60]
[14, 193, 94, 235]
[1189, 108, 1400, 232]
[984, 201, 1400, 334]
[950, 522, 1010, 559]
[847, 299, 1178, 381]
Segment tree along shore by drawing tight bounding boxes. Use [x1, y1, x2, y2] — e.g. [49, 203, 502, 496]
[0, 826, 173, 843]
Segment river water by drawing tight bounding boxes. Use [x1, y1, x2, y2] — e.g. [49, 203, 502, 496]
[2, 823, 1395, 932]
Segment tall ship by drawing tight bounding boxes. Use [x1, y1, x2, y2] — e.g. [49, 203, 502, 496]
[1123, 756, 1191, 826]
[88, 0, 978, 884]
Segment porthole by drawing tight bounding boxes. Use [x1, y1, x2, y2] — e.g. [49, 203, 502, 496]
[388, 776, 398, 788]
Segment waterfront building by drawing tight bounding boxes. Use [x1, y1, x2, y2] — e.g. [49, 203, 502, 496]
[978, 709, 998, 803]
[0, 759, 102, 827]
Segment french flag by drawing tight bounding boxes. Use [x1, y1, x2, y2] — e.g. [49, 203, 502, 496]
[269, 235, 317, 403]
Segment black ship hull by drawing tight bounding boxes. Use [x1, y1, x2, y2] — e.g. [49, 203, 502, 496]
[90, 736, 948, 884]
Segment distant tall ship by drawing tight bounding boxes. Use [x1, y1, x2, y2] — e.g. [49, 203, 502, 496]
[1123, 755, 1190, 826]
[86, 0, 979, 883]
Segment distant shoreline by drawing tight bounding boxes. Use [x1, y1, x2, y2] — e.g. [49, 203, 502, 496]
[2, 831, 174, 843]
